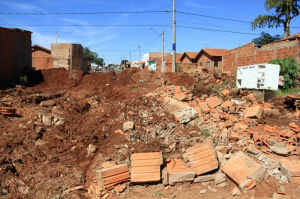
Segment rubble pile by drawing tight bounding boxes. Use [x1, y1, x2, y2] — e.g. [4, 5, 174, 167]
[0, 68, 300, 199]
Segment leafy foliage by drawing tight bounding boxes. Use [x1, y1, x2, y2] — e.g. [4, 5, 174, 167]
[83, 47, 104, 66]
[252, 0, 300, 38]
[253, 32, 282, 46]
[270, 57, 300, 90]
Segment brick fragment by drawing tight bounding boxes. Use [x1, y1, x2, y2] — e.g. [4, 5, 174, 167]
[130, 152, 162, 183]
[244, 106, 263, 119]
[279, 159, 300, 182]
[205, 96, 222, 109]
[221, 152, 265, 190]
[221, 89, 230, 96]
[0, 107, 16, 115]
[186, 141, 219, 175]
[166, 159, 195, 185]
[100, 164, 130, 190]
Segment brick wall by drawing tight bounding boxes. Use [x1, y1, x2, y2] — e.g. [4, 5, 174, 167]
[0, 27, 32, 82]
[223, 40, 300, 75]
[32, 49, 53, 70]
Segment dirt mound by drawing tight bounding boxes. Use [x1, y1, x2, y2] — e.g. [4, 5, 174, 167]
[79, 71, 116, 88]
[165, 73, 195, 89]
[31, 68, 84, 91]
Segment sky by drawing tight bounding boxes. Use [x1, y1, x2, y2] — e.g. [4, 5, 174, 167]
[1, 0, 300, 64]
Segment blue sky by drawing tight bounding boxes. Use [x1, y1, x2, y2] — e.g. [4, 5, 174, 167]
[1, 0, 300, 64]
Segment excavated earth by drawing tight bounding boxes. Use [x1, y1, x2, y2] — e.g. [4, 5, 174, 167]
[0, 68, 299, 199]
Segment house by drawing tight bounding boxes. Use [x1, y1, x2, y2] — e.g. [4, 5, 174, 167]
[51, 43, 88, 73]
[180, 52, 199, 64]
[32, 44, 52, 70]
[223, 33, 300, 75]
[156, 53, 183, 72]
[197, 48, 228, 70]
[143, 52, 171, 71]
[0, 27, 32, 82]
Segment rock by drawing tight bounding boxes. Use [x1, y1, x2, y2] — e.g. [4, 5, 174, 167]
[267, 137, 276, 146]
[270, 146, 290, 156]
[162, 169, 168, 186]
[217, 182, 226, 187]
[40, 100, 56, 107]
[247, 144, 260, 155]
[114, 184, 127, 193]
[164, 98, 197, 124]
[215, 173, 226, 185]
[87, 144, 97, 156]
[168, 171, 195, 185]
[123, 121, 134, 131]
[272, 193, 291, 199]
[232, 187, 241, 196]
[38, 113, 64, 126]
[200, 190, 207, 194]
[194, 174, 216, 183]
[280, 175, 288, 183]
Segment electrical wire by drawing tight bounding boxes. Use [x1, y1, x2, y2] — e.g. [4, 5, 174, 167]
[0, 11, 168, 15]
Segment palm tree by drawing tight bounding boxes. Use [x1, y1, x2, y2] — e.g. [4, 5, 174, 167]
[252, 0, 300, 39]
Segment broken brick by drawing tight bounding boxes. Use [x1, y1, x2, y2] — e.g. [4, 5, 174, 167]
[197, 102, 211, 114]
[244, 106, 263, 119]
[205, 96, 223, 109]
[279, 159, 300, 183]
[130, 152, 162, 183]
[221, 89, 230, 96]
[0, 107, 16, 115]
[221, 151, 265, 190]
[229, 132, 239, 142]
[221, 100, 234, 108]
[100, 164, 130, 190]
[186, 142, 219, 175]
[166, 159, 195, 185]
[289, 123, 300, 133]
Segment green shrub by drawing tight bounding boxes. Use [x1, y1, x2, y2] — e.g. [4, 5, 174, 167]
[270, 57, 299, 90]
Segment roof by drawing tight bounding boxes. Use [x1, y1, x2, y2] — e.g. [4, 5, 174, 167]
[185, 52, 199, 59]
[279, 33, 300, 41]
[201, 48, 229, 57]
[0, 26, 32, 33]
[32, 44, 51, 53]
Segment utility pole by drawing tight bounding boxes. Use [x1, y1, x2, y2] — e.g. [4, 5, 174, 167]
[162, 30, 165, 72]
[172, 0, 176, 72]
[130, 51, 132, 62]
[55, 31, 58, 43]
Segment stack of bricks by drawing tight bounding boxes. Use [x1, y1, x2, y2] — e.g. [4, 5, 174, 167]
[100, 164, 130, 190]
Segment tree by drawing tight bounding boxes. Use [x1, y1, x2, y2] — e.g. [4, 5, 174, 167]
[121, 60, 129, 65]
[252, 0, 300, 39]
[83, 47, 104, 66]
[252, 32, 282, 46]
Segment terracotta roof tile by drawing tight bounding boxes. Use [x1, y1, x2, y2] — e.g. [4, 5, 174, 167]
[202, 48, 229, 57]
[100, 164, 130, 190]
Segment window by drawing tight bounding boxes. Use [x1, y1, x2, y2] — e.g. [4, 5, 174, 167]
[206, 61, 211, 67]
[199, 62, 203, 67]
[214, 61, 219, 68]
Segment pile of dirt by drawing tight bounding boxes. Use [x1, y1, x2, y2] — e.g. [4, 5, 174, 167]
[165, 72, 195, 89]
[31, 68, 84, 91]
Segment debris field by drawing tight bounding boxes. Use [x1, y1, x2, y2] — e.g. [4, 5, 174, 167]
[1, 68, 300, 199]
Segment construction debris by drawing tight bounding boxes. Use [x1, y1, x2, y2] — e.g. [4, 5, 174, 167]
[130, 152, 162, 183]
[0, 107, 16, 115]
[100, 164, 130, 190]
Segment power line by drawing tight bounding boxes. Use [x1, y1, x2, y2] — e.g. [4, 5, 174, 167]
[33, 31, 155, 36]
[1, 24, 171, 27]
[177, 25, 260, 36]
[0, 11, 168, 15]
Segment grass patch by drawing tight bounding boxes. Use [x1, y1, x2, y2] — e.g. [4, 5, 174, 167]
[201, 128, 212, 137]
[275, 88, 300, 96]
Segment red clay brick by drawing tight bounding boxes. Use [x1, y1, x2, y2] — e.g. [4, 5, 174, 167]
[130, 152, 162, 183]
[186, 142, 218, 175]
[100, 164, 130, 190]
[205, 96, 222, 108]
[244, 106, 263, 119]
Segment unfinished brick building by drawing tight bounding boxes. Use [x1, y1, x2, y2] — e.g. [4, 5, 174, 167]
[0, 27, 32, 82]
[223, 33, 300, 75]
[32, 44, 53, 70]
